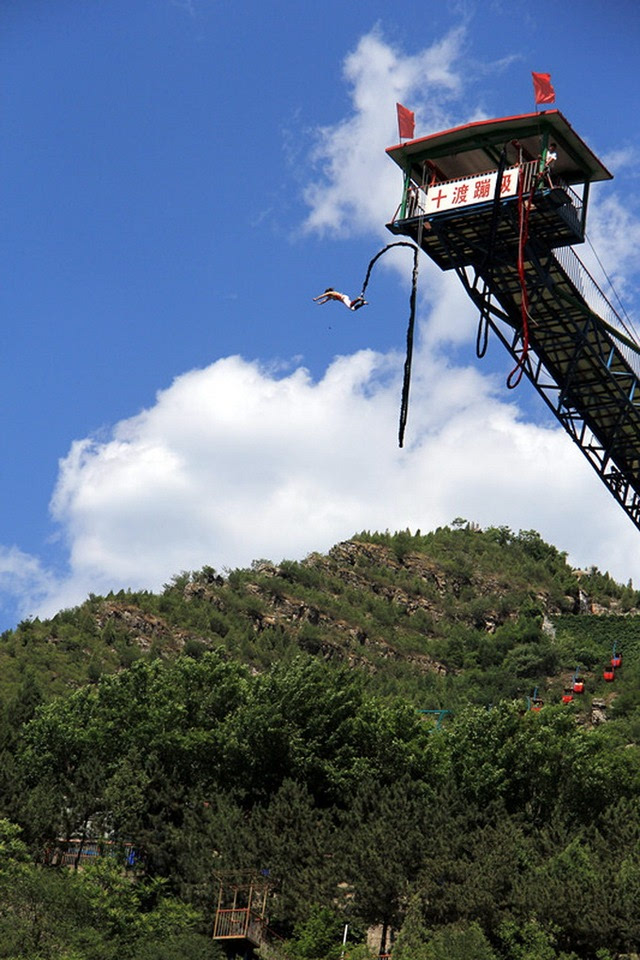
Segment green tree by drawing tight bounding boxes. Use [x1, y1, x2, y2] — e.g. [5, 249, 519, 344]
[248, 780, 338, 926]
[0, 820, 218, 959]
[497, 918, 578, 960]
[288, 905, 345, 960]
[341, 776, 430, 953]
[423, 922, 496, 960]
[393, 894, 431, 960]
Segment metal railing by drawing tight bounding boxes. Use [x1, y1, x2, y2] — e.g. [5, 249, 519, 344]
[552, 244, 640, 378]
[49, 839, 137, 868]
[214, 908, 267, 944]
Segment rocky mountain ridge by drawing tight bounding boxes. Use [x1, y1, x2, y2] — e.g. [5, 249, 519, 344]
[4, 525, 639, 709]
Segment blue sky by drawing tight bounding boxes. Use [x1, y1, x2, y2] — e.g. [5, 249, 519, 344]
[1, 0, 640, 628]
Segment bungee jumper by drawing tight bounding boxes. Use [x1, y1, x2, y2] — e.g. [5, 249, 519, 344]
[313, 288, 368, 311]
[314, 241, 420, 449]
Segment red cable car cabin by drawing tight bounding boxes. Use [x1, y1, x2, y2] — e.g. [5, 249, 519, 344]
[611, 656, 622, 668]
[603, 669, 615, 682]
[572, 680, 585, 694]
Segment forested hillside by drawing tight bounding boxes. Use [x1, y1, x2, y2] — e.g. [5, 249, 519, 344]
[1, 523, 640, 959]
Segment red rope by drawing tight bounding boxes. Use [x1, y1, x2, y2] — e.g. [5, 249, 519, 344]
[507, 167, 535, 389]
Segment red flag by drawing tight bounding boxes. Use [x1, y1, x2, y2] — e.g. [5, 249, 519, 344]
[531, 72, 555, 105]
[396, 102, 415, 140]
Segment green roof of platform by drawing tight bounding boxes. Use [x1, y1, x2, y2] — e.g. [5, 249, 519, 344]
[386, 110, 612, 186]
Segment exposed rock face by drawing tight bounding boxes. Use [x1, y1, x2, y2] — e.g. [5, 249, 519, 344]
[82, 537, 637, 685]
[246, 566, 447, 676]
[95, 602, 188, 654]
[221, 536, 566, 675]
[576, 589, 593, 615]
[591, 698, 607, 725]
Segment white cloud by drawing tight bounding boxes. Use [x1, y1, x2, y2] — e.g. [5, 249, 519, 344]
[19, 339, 639, 620]
[601, 147, 636, 177]
[303, 27, 468, 238]
[39, 353, 400, 609]
[0, 547, 60, 623]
